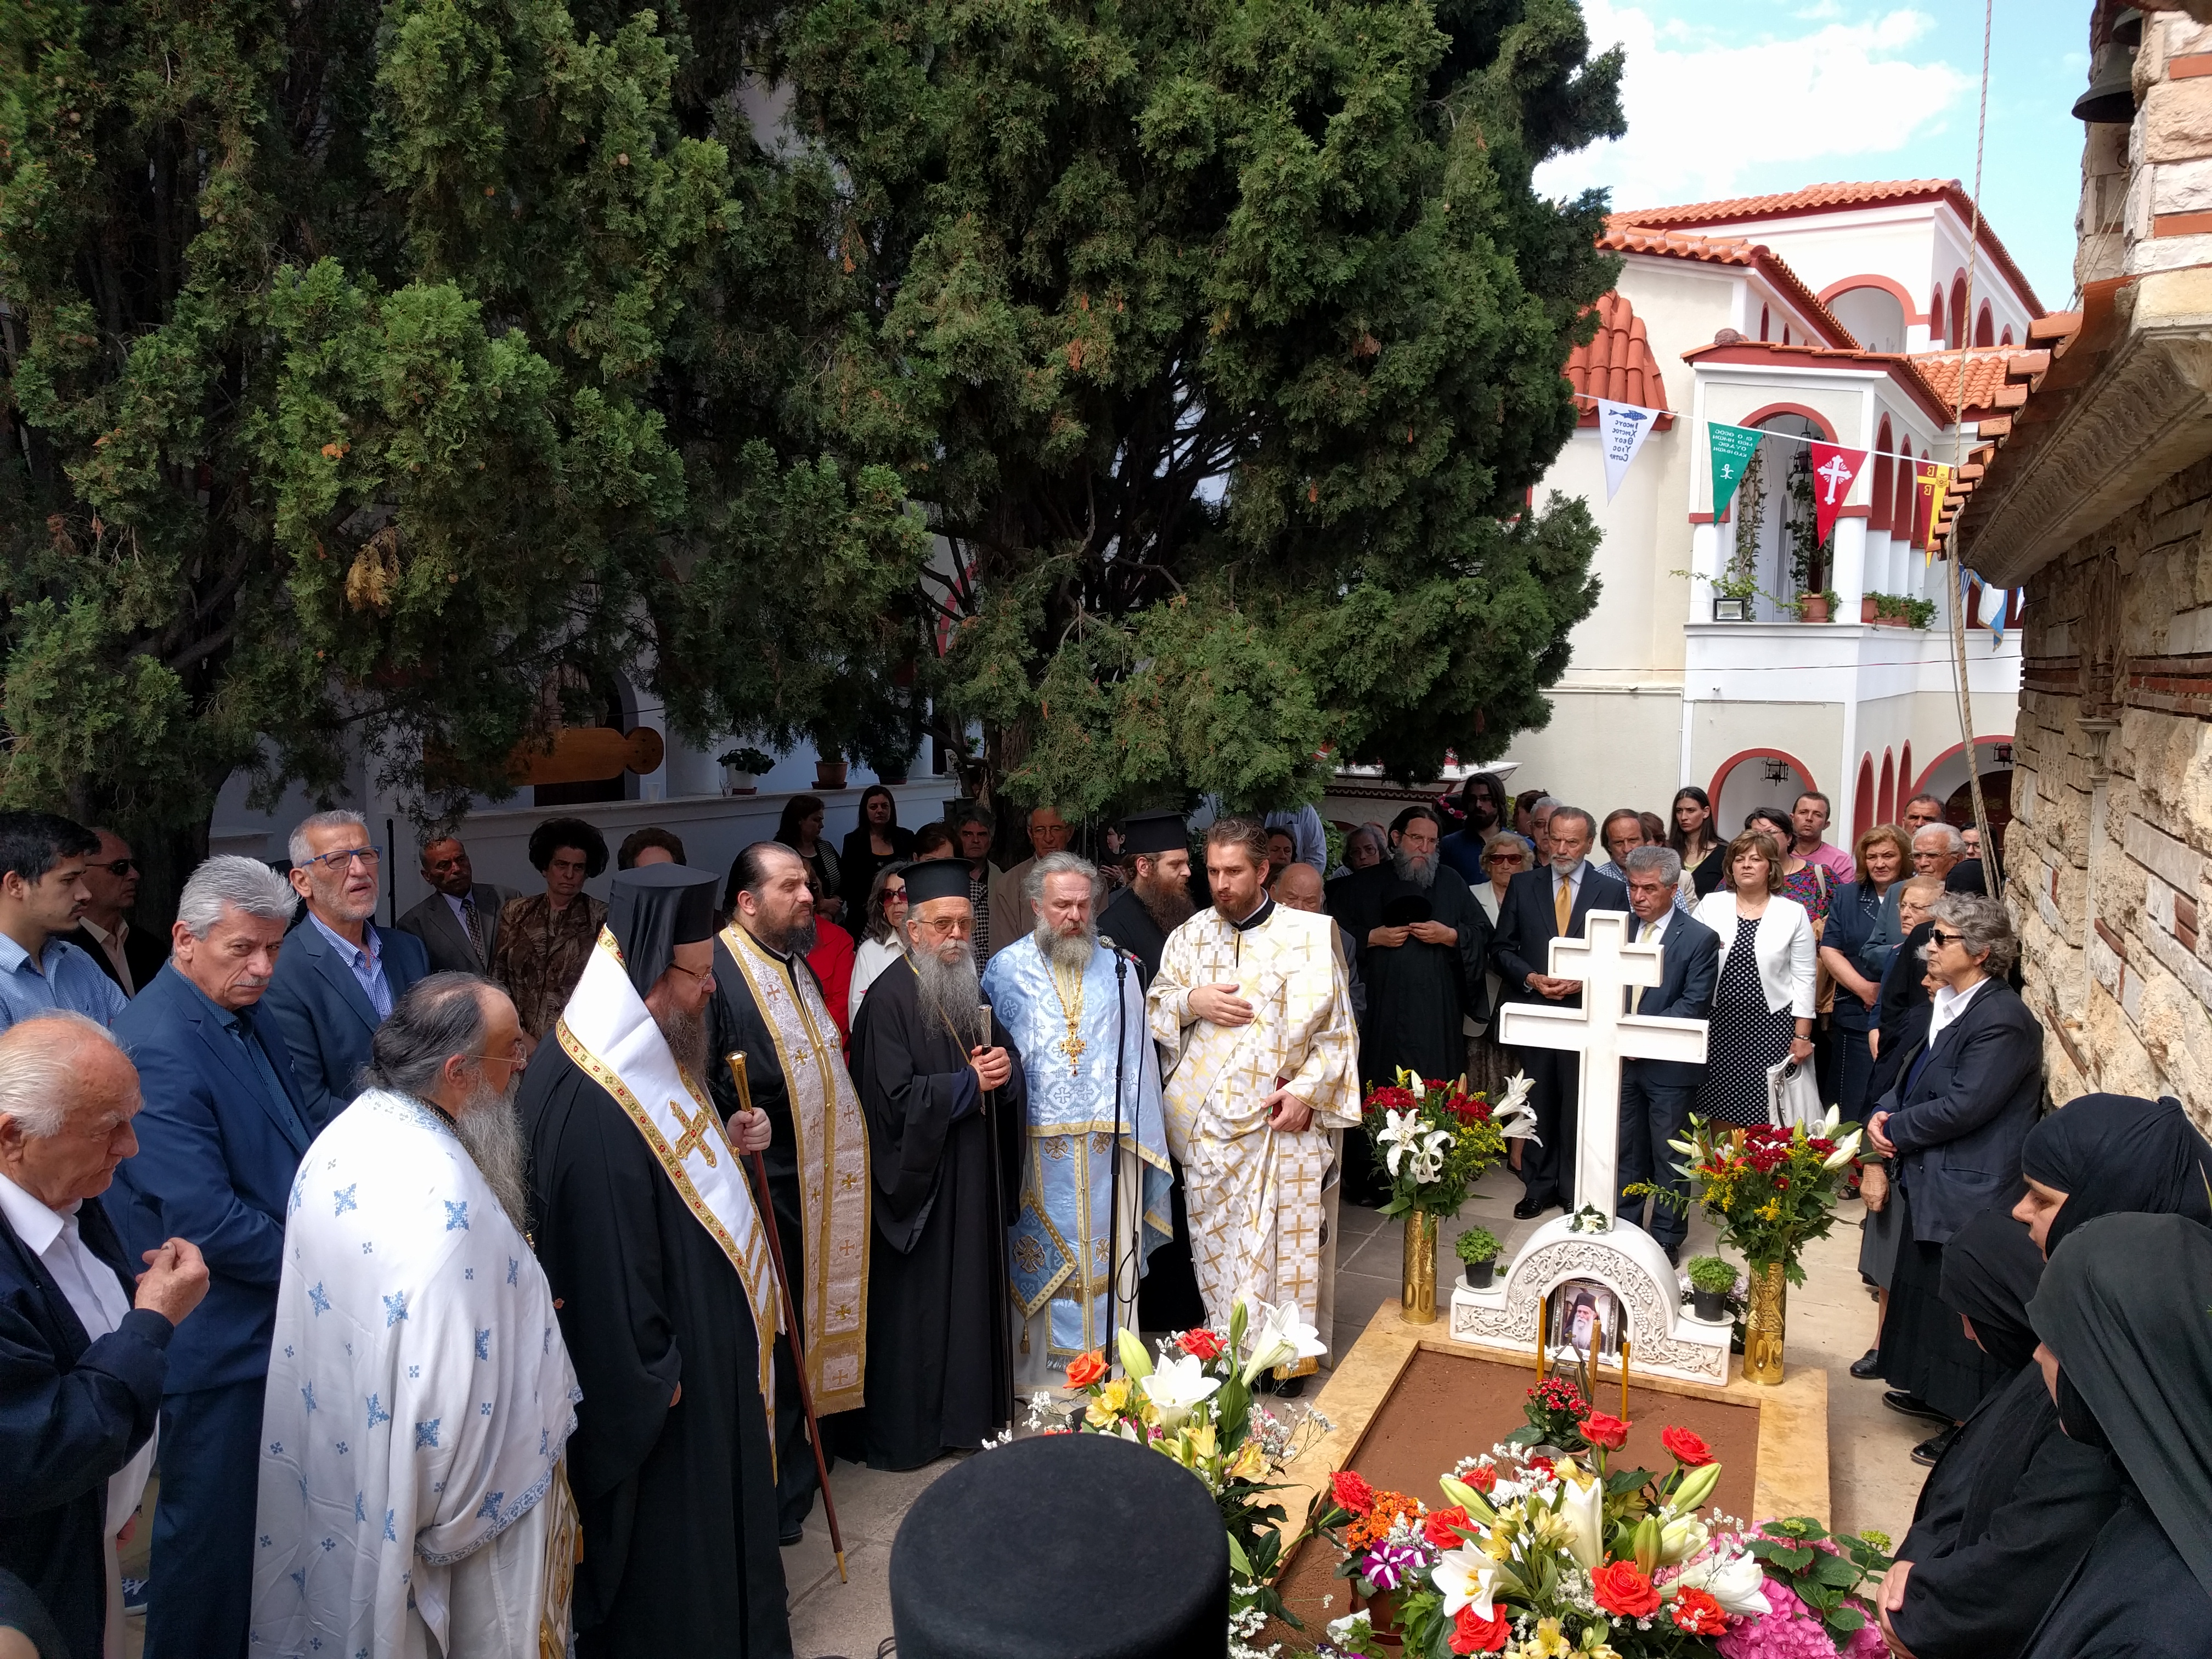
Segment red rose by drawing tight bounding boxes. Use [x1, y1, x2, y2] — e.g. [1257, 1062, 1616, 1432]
[1178, 1328, 1225, 1361]
[1423, 1504, 1471, 1548]
[1464, 1463, 1498, 1493]
[1582, 1412, 1630, 1450]
[1592, 1560, 1662, 1620]
[1065, 1350, 1107, 1389]
[1330, 1470, 1378, 1516]
[1669, 1586, 1729, 1635]
[1661, 1425, 1714, 1467]
[1448, 1604, 1512, 1654]
[1525, 1455, 1555, 1480]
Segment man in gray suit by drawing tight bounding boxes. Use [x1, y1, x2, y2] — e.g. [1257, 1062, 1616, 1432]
[396, 835, 515, 975]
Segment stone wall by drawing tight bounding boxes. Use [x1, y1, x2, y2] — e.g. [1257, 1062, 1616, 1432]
[2010, 452, 2212, 1118]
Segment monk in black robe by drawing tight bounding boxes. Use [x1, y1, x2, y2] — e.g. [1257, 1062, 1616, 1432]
[846, 856, 1026, 1470]
[1095, 809, 1207, 1331]
[522, 865, 792, 1658]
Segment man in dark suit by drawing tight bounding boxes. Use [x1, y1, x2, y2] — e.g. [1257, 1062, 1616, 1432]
[0, 1013, 208, 1659]
[63, 828, 169, 997]
[396, 834, 515, 975]
[262, 810, 430, 1132]
[1489, 805, 1629, 1219]
[105, 856, 310, 1659]
[1613, 846, 1720, 1262]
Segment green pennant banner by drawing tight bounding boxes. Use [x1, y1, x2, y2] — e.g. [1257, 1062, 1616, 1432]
[1707, 422, 1764, 518]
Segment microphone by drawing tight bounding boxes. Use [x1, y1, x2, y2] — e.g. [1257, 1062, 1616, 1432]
[1098, 933, 1119, 954]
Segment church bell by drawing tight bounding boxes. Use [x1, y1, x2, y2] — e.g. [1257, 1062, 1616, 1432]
[2074, 7, 2142, 125]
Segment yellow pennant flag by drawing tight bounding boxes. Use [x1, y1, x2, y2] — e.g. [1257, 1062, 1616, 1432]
[1915, 461, 1952, 562]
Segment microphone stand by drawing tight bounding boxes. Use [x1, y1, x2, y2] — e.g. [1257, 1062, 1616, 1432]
[726, 1051, 847, 1583]
[977, 1000, 1016, 1431]
[1103, 934, 1130, 1362]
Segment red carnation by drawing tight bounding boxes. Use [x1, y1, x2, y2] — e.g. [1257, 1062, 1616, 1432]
[1670, 1586, 1729, 1635]
[1593, 1560, 1662, 1620]
[1660, 1425, 1714, 1467]
[1423, 1505, 1471, 1548]
[1582, 1412, 1630, 1450]
[1449, 1604, 1513, 1654]
[1330, 1470, 1377, 1516]
[1178, 1328, 1225, 1361]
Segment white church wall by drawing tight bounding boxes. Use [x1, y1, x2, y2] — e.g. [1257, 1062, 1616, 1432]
[1499, 688, 1684, 821]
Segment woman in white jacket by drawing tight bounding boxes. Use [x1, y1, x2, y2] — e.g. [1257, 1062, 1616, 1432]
[849, 861, 913, 1024]
[1692, 829, 1818, 1126]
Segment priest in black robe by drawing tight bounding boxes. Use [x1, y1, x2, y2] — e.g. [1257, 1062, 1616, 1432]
[846, 856, 1028, 1470]
[1096, 809, 1207, 1331]
[521, 864, 793, 1658]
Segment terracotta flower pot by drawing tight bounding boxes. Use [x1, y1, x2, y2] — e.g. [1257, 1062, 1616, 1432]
[1797, 592, 1830, 624]
[1861, 595, 1880, 623]
[814, 759, 849, 789]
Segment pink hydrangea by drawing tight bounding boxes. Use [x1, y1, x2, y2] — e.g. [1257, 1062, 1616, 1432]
[1716, 1577, 1884, 1659]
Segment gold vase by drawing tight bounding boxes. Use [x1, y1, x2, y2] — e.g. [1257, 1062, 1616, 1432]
[1401, 1211, 1439, 1325]
[1743, 1261, 1787, 1385]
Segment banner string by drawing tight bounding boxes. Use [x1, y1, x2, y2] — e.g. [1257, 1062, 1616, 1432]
[1567, 391, 1972, 470]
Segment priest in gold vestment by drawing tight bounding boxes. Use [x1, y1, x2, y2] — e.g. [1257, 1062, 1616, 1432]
[1148, 817, 1359, 1376]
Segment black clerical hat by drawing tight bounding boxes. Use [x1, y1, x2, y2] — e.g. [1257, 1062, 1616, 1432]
[1381, 891, 1435, 927]
[901, 856, 976, 907]
[889, 1433, 1228, 1659]
[608, 862, 720, 995]
[1120, 809, 1189, 856]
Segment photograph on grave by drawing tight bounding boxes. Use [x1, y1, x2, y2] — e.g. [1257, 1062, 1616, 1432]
[1550, 1279, 1622, 1357]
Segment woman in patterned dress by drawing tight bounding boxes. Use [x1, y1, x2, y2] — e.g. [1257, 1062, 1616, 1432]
[1691, 830, 1818, 1126]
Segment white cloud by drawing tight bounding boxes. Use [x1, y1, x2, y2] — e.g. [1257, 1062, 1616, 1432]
[1537, 3, 1974, 214]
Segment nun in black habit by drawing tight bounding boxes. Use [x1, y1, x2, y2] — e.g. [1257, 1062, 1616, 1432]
[521, 864, 793, 1658]
[2013, 1091, 2212, 1258]
[2022, 1212, 2212, 1659]
[844, 855, 1028, 1471]
[1879, 1206, 2121, 1659]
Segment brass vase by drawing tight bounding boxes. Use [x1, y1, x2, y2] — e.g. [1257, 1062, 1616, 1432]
[1401, 1210, 1439, 1324]
[1744, 1260, 1788, 1385]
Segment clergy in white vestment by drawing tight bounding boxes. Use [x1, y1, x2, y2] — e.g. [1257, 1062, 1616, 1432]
[251, 974, 580, 1659]
[1147, 817, 1358, 1382]
[980, 851, 1172, 1384]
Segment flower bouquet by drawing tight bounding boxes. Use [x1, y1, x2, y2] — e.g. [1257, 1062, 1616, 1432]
[1057, 1299, 1334, 1635]
[1362, 1069, 1522, 1220]
[1646, 1109, 1861, 1285]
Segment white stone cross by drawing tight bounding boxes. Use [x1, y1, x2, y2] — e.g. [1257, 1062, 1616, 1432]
[1496, 911, 1711, 1218]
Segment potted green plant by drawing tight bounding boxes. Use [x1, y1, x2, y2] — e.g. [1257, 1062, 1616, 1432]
[1794, 587, 1839, 624]
[1454, 1226, 1502, 1289]
[716, 746, 776, 795]
[1686, 1254, 1737, 1323]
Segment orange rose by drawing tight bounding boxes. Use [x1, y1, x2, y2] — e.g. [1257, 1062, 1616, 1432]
[1661, 1425, 1714, 1466]
[1448, 1604, 1511, 1654]
[1178, 1328, 1226, 1361]
[1592, 1560, 1662, 1620]
[1421, 1505, 1471, 1549]
[1670, 1586, 1729, 1635]
[1065, 1350, 1107, 1390]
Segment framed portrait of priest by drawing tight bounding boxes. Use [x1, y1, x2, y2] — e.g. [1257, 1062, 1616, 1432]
[1548, 1279, 1623, 1359]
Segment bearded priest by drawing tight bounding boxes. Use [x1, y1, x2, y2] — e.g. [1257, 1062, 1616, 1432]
[1148, 816, 1359, 1385]
[980, 851, 1172, 1387]
[251, 974, 581, 1659]
[847, 856, 1028, 1469]
[521, 865, 791, 1658]
[707, 842, 871, 1542]
[1096, 809, 1197, 986]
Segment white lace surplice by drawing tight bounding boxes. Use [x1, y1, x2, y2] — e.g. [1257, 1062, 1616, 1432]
[251, 1090, 580, 1659]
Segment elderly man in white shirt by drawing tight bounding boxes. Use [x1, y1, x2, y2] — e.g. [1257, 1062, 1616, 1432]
[0, 1012, 208, 1659]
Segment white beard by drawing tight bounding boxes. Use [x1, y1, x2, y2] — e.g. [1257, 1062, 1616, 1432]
[915, 944, 984, 1044]
[1034, 917, 1097, 972]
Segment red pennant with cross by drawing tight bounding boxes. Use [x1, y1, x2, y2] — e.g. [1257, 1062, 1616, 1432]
[1807, 442, 1869, 546]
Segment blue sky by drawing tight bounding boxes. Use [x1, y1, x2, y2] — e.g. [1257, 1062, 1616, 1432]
[1534, 0, 2091, 311]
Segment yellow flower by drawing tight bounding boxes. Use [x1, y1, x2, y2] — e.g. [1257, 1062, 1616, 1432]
[1098, 1378, 1130, 1413]
[1523, 1617, 1571, 1657]
[1227, 1438, 1268, 1480]
[1187, 1422, 1218, 1462]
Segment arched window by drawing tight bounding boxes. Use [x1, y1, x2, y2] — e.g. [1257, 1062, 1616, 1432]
[1929, 286, 1945, 343]
[1872, 417, 1895, 533]
[1782, 324, 1792, 346]
[1949, 276, 1968, 348]
[1759, 304, 1771, 341]
[1974, 301, 1994, 346]
[1893, 436, 1919, 538]
[1901, 742, 1915, 798]
[2000, 324, 2014, 346]
[1855, 755, 1876, 840]
[1878, 751, 1897, 822]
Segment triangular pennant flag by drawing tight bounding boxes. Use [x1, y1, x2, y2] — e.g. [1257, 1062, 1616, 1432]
[1913, 461, 1951, 559]
[1597, 400, 1663, 500]
[1807, 442, 1870, 546]
[1708, 422, 1764, 519]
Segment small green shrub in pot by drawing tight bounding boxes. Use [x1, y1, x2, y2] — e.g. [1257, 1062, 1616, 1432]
[1686, 1254, 1736, 1321]
[1455, 1226, 1502, 1287]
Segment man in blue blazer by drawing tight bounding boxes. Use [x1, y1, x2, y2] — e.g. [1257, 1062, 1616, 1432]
[1489, 807, 1630, 1218]
[105, 856, 310, 1659]
[1613, 847, 1720, 1261]
[262, 810, 429, 1133]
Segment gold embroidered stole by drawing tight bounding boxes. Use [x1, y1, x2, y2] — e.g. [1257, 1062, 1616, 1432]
[554, 932, 778, 1439]
[718, 922, 872, 1415]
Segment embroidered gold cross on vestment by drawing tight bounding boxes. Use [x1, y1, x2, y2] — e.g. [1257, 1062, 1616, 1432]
[670, 1099, 721, 1167]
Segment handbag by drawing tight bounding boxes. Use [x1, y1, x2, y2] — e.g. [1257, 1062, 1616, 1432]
[1766, 1057, 1824, 1130]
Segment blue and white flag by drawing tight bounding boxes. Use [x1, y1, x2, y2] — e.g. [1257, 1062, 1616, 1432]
[1598, 400, 1663, 500]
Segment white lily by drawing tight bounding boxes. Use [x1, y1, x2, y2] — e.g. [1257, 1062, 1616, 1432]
[1240, 1299, 1328, 1384]
[1556, 1468, 1604, 1571]
[1658, 1514, 1710, 1564]
[1431, 1543, 1501, 1617]
[1822, 1128, 1864, 1170]
[1494, 1071, 1539, 1140]
[1374, 1108, 1426, 1177]
[1673, 1550, 1773, 1616]
[1821, 1103, 1841, 1136]
[1138, 1352, 1221, 1424]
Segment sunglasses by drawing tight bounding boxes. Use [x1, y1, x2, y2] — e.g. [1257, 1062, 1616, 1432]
[1927, 927, 1967, 947]
[100, 859, 138, 877]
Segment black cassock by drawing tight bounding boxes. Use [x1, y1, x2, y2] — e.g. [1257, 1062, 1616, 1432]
[1097, 883, 1169, 983]
[843, 958, 1026, 1470]
[1327, 862, 1492, 1086]
[521, 1042, 792, 1659]
[2022, 1486, 2212, 1659]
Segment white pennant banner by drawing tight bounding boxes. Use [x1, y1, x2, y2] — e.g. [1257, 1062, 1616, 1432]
[1597, 400, 1663, 500]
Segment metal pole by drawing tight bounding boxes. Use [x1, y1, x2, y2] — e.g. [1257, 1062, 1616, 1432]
[979, 1002, 1016, 1429]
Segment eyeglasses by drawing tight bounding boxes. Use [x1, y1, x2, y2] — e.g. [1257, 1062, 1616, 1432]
[100, 859, 138, 877]
[665, 961, 714, 985]
[302, 847, 381, 873]
[1927, 927, 1967, 948]
[471, 1041, 529, 1064]
[883, 888, 909, 904]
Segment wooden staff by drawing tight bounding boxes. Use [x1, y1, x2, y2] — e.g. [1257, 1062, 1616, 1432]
[977, 1002, 1017, 1429]
[726, 1051, 847, 1583]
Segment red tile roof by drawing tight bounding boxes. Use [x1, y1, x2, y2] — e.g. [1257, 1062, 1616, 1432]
[1596, 225, 1858, 349]
[1945, 291, 2110, 562]
[1564, 291, 1673, 424]
[1678, 337, 1961, 427]
[1910, 349, 2043, 418]
[1611, 179, 2046, 317]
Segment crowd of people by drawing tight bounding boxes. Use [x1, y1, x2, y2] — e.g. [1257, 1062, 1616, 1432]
[3, 772, 2210, 1659]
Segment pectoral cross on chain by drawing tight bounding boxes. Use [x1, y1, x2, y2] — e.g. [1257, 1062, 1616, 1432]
[670, 1099, 722, 1168]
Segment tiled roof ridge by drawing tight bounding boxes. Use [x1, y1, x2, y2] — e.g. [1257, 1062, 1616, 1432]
[1563, 290, 1673, 425]
[1598, 225, 1858, 351]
